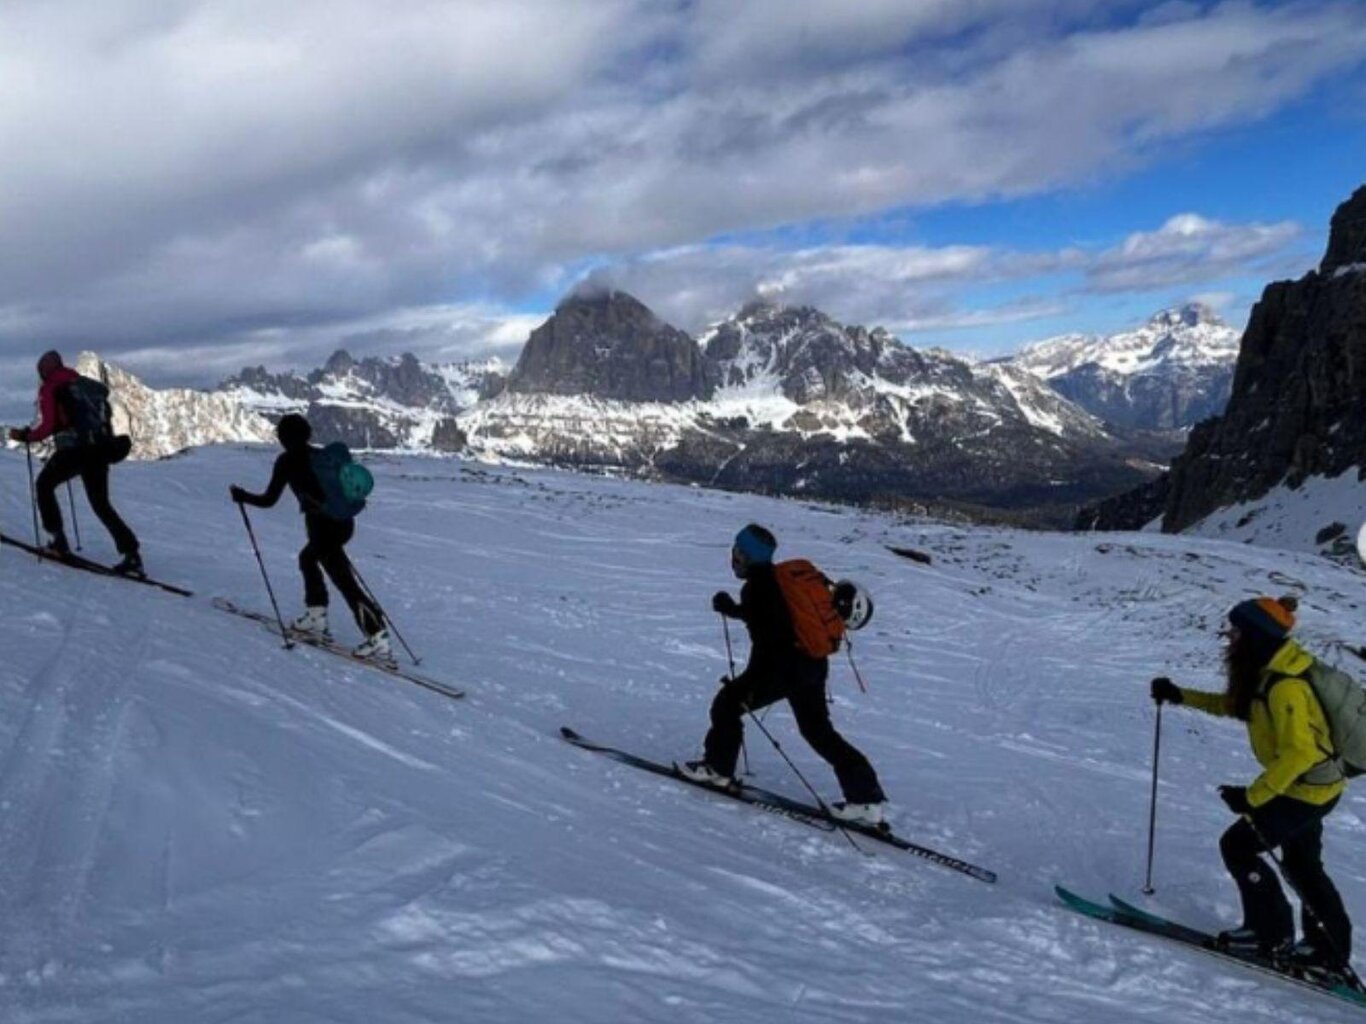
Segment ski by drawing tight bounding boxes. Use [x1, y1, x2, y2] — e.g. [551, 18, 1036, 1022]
[560, 727, 996, 883]
[212, 598, 465, 701]
[0, 531, 193, 597]
[1055, 886, 1366, 1009]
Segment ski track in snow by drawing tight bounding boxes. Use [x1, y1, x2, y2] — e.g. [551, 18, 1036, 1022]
[0, 446, 1363, 1022]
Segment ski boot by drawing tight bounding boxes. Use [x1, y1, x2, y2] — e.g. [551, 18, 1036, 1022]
[679, 760, 735, 790]
[112, 551, 145, 578]
[831, 801, 888, 829]
[354, 628, 392, 662]
[290, 606, 330, 636]
[42, 532, 72, 559]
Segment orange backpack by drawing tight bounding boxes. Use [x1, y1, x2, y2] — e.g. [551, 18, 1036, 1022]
[773, 559, 845, 658]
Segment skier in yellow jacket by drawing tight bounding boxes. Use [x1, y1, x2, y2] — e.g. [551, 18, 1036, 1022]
[1151, 595, 1352, 974]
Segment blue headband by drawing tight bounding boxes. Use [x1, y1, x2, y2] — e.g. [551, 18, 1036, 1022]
[734, 527, 775, 565]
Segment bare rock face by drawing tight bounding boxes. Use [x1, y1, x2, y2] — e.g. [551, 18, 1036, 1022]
[507, 290, 713, 402]
[75, 352, 275, 459]
[1079, 182, 1366, 532]
[1321, 184, 1366, 274]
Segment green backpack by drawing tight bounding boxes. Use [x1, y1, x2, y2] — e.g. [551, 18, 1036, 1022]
[309, 442, 374, 521]
[1274, 662, 1366, 779]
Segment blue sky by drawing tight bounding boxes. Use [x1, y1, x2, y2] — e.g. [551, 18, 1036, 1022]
[0, 0, 1364, 405]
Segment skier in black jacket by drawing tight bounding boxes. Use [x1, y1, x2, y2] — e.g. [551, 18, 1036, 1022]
[229, 414, 388, 659]
[681, 523, 887, 826]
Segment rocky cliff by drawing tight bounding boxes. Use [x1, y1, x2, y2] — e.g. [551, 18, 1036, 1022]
[75, 353, 275, 459]
[507, 290, 712, 403]
[1080, 184, 1366, 533]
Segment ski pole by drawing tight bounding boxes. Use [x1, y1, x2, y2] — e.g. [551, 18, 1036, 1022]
[346, 554, 421, 665]
[740, 703, 863, 855]
[1143, 701, 1163, 894]
[66, 481, 82, 551]
[24, 441, 39, 555]
[720, 614, 750, 777]
[1246, 816, 1363, 988]
[845, 640, 868, 694]
[237, 503, 293, 650]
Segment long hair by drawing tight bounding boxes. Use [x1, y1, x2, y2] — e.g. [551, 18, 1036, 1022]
[1224, 630, 1280, 721]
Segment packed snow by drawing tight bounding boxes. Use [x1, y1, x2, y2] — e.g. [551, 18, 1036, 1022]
[2, 447, 1366, 1023]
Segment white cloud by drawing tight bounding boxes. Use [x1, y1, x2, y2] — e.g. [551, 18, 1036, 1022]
[0, 0, 1360, 374]
[1088, 213, 1303, 292]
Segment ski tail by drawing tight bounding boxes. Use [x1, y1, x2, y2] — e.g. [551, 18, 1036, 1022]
[0, 532, 192, 596]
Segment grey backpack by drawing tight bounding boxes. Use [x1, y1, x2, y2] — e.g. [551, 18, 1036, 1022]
[1289, 662, 1366, 779]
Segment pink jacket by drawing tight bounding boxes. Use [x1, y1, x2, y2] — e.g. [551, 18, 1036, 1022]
[26, 366, 80, 444]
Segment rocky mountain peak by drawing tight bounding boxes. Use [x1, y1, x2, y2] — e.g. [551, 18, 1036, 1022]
[323, 349, 356, 376]
[1085, 180, 1366, 533]
[1321, 184, 1366, 274]
[508, 289, 712, 403]
[1010, 304, 1240, 431]
[1148, 303, 1223, 329]
[74, 352, 275, 459]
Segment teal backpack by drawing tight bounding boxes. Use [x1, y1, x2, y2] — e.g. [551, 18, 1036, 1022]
[310, 442, 374, 520]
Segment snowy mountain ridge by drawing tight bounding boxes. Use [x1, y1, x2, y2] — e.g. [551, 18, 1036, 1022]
[74, 352, 276, 459]
[205, 296, 1144, 522]
[1007, 304, 1241, 431]
[1013, 304, 1240, 379]
[222, 350, 506, 452]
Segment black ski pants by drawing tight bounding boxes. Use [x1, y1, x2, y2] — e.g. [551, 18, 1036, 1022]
[37, 446, 139, 555]
[300, 515, 382, 635]
[1220, 795, 1351, 962]
[703, 658, 886, 804]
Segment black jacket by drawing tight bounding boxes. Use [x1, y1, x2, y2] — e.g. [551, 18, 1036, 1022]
[239, 446, 325, 515]
[721, 563, 819, 680]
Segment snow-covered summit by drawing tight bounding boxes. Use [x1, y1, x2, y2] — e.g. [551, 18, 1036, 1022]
[1009, 304, 1240, 431]
[1014, 304, 1239, 380]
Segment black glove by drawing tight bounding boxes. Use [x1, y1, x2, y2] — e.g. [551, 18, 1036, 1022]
[8, 426, 29, 443]
[1150, 677, 1183, 705]
[712, 591, 739, 616]
[229, 485, 249, 504]
[1218, 785, 1251, 816]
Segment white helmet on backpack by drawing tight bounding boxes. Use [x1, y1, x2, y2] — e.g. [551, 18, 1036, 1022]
[833, 580, 873, 631]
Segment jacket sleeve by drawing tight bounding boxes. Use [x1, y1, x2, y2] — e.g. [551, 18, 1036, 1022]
[1247, 679, 1335, 808]
[1178, 687, 1234, 717]
[25, 381, 61, 443]
[239, 454, 289, 509]
[735, 579, 756, 626]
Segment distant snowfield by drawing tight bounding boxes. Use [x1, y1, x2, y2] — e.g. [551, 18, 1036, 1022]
[2, 447, 1366, 1023]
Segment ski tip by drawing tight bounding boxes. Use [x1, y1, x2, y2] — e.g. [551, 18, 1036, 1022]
[559, 726, 581, 740]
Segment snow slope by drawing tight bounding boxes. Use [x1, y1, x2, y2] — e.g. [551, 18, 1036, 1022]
[1186, 470, 1366, 558]
[2, 448, 1366, 1023]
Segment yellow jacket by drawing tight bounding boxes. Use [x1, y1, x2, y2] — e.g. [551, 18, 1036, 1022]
[1179, 639, 1344, 808]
